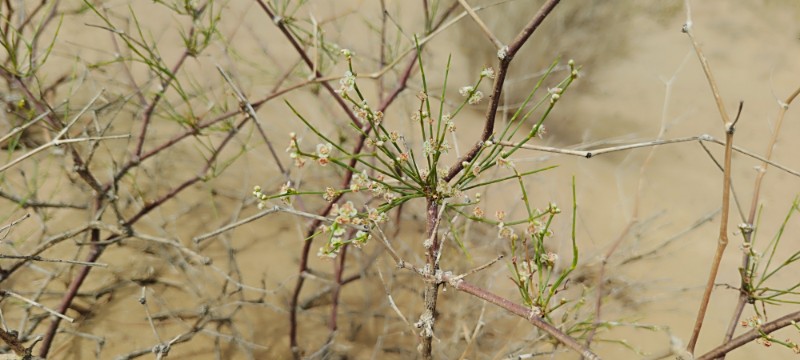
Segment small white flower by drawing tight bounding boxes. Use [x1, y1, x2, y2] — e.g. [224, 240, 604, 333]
[338, 201, 358, 218]
[459, 86, 474, 97]
[541, 252, 558, 267]
[468, 91, 484, 105]
[317, 246, 338, 259]
[518, 260, 534, 279]
[316, 143, 333, 159]
[337, 71, 356, 94]
[422, 139, 433, 156]
[480, 67, 495, 79]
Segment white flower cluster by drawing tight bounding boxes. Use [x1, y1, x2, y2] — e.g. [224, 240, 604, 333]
[348, 170, 398, 202]
[316, 143, 333, 166]
[480, 67, 495, 79]
[422, 138, 451, 158]
[286, 132, 305, 168]
[336, 70, 356, 95]
[459, 86, 484, 105]
[316, 200, 389, 259]
[252, 183, 295, 209]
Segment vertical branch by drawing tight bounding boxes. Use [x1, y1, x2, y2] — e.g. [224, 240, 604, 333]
[279, 3, 450, 354]
[38, 198, 102, 358]
[329, 243, 349, 335]
[420, 199, 440, 360]
[721, 85, 800, 349]
[682, 5, 735, 353]
[378, 0, 388, 99]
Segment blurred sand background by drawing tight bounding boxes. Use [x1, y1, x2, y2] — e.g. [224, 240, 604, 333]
[2, 0, 800, 358]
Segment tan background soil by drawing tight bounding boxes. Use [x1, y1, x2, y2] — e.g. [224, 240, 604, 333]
[2, 0, 800, 359]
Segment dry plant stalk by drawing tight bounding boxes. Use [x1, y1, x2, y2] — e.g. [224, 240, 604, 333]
[1, 1, 798, 359]
[681, 4, 736, 353]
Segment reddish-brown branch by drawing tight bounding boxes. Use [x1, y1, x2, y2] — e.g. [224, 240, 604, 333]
[37, 118, 248, 358]
[722, 85, 800, 350]
[38, 208, 102, 358]
[697, 310, 800, 360]
[125, 119, 248, 226]
[447, 277, 599, 359]
[288, 147, 362, 358]
[684, 20, 735, 353]
[420, 199, 441, 359]
[134, 47, 191, 158]
[329, 243, 349, 334]
[109, 77, 313, 193]
[687, 129, 733, 354]
[254, 0, 362, 129]
[444, 0, 561, 182]
[287, 34, 421, 360]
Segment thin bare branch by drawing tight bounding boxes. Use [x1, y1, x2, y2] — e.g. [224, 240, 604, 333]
[0, 290, 74, 323]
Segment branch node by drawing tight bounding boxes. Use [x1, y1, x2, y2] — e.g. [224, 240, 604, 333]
[496, 45, 509, 60]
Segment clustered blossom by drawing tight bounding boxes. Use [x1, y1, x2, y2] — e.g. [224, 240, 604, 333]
[442, 114, 455, 132]
[397, 152, 409, 163]
[333, 201, 358, 222]
[496, 157, 514, 169]
[253, 185, 267, 208]
[517, 259, 534, 279]
[353, 102, 384, 127]
[323, 186, 338, 201]
[480, 67, 495, 79]
[525, 216, 553, 239]
[459, 85, 484, 105]
[286, 132, 305, 168]
[548, 87, 562, 105]
[336, 70, 356, 94]
[497, 222, 517, 240]
[252, 182, 295, 209]
[532, 124, 547, 139]
[547, 202, 561, 215]
[367, 207, 389, 224]
[540, 252, 558, 268]
[421, 138, 451, 157]
[435, 179, 459, 199]
[316, 143, 333, 166]
[568, 59, 579, 79]
[347, 170, 398, 202]
[350, 171, 369, 192]
[411, 110, 430, 123]
[317, 201, 389, 259]
[740, 316, 763, 329]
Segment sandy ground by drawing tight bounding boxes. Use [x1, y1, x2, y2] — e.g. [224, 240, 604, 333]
[2, 0, 799, 359]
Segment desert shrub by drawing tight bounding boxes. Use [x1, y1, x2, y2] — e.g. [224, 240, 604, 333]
[0, 1, 798, 359]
